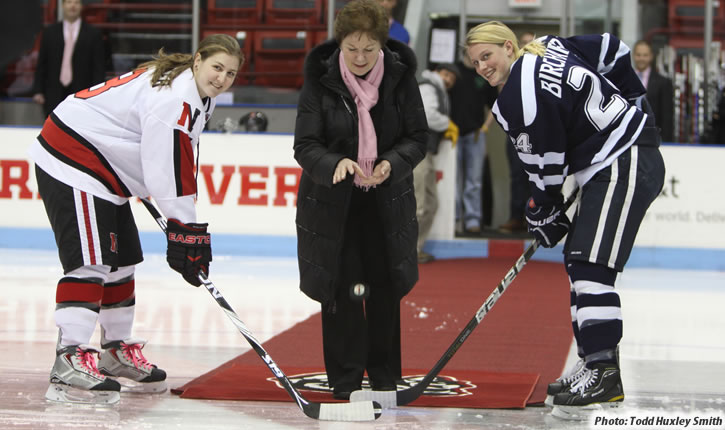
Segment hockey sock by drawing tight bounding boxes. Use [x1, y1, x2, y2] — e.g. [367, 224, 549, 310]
[99, 267, 136, 346]
[55, 277, 103, 347]
[567, 261, 621, 362]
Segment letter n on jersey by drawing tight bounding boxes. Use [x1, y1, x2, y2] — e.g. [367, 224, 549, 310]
[177, 102, 201, 133]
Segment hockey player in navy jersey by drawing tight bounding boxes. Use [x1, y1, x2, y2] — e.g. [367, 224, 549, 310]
[30, 34, 244, 405]
[466, 22, 665, 417]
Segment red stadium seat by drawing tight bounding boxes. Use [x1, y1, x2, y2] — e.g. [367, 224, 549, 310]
[81, 0, 112, 24]
[668, 0, 725, 30]
[253, 30, 312, 88]
[321, 0, 353, 25]
[313, 30, 330, 47]
[264, 0, 323, 27]
[207, 0, 263, 26]
[41, 0, 57, 25]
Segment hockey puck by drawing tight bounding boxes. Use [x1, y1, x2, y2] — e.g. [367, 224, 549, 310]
[349, 283, 369, 301]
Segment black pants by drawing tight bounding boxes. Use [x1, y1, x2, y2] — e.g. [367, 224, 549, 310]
[36, 165, 143, 273]
[321, 188, 401, 392]
[565, 144, 665, 271]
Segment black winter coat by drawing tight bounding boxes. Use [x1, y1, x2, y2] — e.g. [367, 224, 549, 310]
[293, 38, 428, 305]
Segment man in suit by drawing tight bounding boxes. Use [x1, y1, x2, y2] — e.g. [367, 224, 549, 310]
[32, 0, 106, 118]
[633, 40, 674, 142]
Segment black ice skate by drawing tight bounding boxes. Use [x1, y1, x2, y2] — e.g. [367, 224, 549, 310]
[544, 357, 586, 407]
[98, 338, 167, 393]
[551, 362, 624, 420]
[45, 344, 121, 405]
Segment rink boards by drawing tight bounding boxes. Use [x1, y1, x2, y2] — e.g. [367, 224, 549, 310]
[1, 126, 724, 269]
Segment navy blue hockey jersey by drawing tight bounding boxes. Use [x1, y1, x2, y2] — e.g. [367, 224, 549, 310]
[492, 33, 648, 206]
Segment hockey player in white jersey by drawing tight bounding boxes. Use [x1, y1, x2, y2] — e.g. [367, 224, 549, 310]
[30, 34, 244, 405]
[465, 22, 665, 419]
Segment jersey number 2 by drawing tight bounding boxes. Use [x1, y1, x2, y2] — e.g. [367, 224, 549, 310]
[74, 68, 146, 100]
[567, 66, 627, 131]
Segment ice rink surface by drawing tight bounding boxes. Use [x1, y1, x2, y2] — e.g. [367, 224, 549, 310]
[1, 248, 724, 429]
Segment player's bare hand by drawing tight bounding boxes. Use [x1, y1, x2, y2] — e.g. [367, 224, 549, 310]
[333, 158, 366, 184]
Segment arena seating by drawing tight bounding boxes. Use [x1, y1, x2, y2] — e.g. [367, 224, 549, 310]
[2, 0, 341, 95]
[253, 30, 312, 88]
[263, 0, 323, 27]
[207, 0, 263, 26]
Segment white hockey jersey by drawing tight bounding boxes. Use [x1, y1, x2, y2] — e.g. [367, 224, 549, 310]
[29, 67, 214, 223]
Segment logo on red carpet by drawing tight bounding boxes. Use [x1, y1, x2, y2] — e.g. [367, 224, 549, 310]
[269, 372, 476, 397]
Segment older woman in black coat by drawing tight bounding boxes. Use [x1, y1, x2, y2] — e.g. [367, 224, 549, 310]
[293, 0, 428, 400]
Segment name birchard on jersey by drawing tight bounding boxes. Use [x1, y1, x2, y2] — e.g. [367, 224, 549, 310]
[539, 38, 570, 99]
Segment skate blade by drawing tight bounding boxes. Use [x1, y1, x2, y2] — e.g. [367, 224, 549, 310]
[118, 379, 167, 394]
[551, 401, 622, 421]
[544, 394, 554, 407]
[45, 384, 120, 406]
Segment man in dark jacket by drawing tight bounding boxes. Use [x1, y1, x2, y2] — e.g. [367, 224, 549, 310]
[293, 0, 427, 400]
[32, 0, 106, 118]
[632, 40, 674, 142]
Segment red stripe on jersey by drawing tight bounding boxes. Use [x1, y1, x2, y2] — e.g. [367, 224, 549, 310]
[40, 116, 129, 197]
[174, 129, 197, 196]
[79, 191, 97, 265]
[102, 279, 135, 305]
[56, 279, 104, 305]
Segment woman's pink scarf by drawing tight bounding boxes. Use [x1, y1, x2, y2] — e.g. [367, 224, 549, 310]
[339, 50, 384, 189]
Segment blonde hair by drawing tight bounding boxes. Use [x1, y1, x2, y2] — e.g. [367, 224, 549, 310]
[137, 34, 244, 87]
[466, 21, 546, 60]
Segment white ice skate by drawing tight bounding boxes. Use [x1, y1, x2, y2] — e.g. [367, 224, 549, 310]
[98, 338, 167, 393]
[45, 344, 121, 405]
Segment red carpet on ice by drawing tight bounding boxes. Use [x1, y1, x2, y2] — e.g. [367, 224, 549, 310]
[173, 256, 572, 409]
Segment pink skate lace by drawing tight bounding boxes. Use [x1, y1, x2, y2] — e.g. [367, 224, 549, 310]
[120, 342, 153, 371]
[76, 349, 103, 377]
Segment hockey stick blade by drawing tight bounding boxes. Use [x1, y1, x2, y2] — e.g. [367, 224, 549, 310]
[350, 188, 579, 408]
[140, 198, 381, 421]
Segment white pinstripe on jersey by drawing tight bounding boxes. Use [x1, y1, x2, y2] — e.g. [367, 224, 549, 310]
[589, 160, 617, 264]
[608, 145, 639, 268]
[73, 189, 101, 266]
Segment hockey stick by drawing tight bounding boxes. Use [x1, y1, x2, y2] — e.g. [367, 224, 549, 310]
[350, 188, 580, 408]
[140, 198, 381, 421]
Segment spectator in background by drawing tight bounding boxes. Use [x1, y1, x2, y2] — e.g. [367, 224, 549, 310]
[633, 40, 674, 142]
[415, 63, 459, 262]
[378, 0, 410, 44]
[449, 54, 497, 235]
[32, 0, 105, 118]
[498, 30, 536, 234]
[293, 0, 427, 400]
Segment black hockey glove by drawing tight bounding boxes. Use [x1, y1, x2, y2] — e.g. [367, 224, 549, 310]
[166, 219, 212, 287]
[525, 198, 570, 248]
